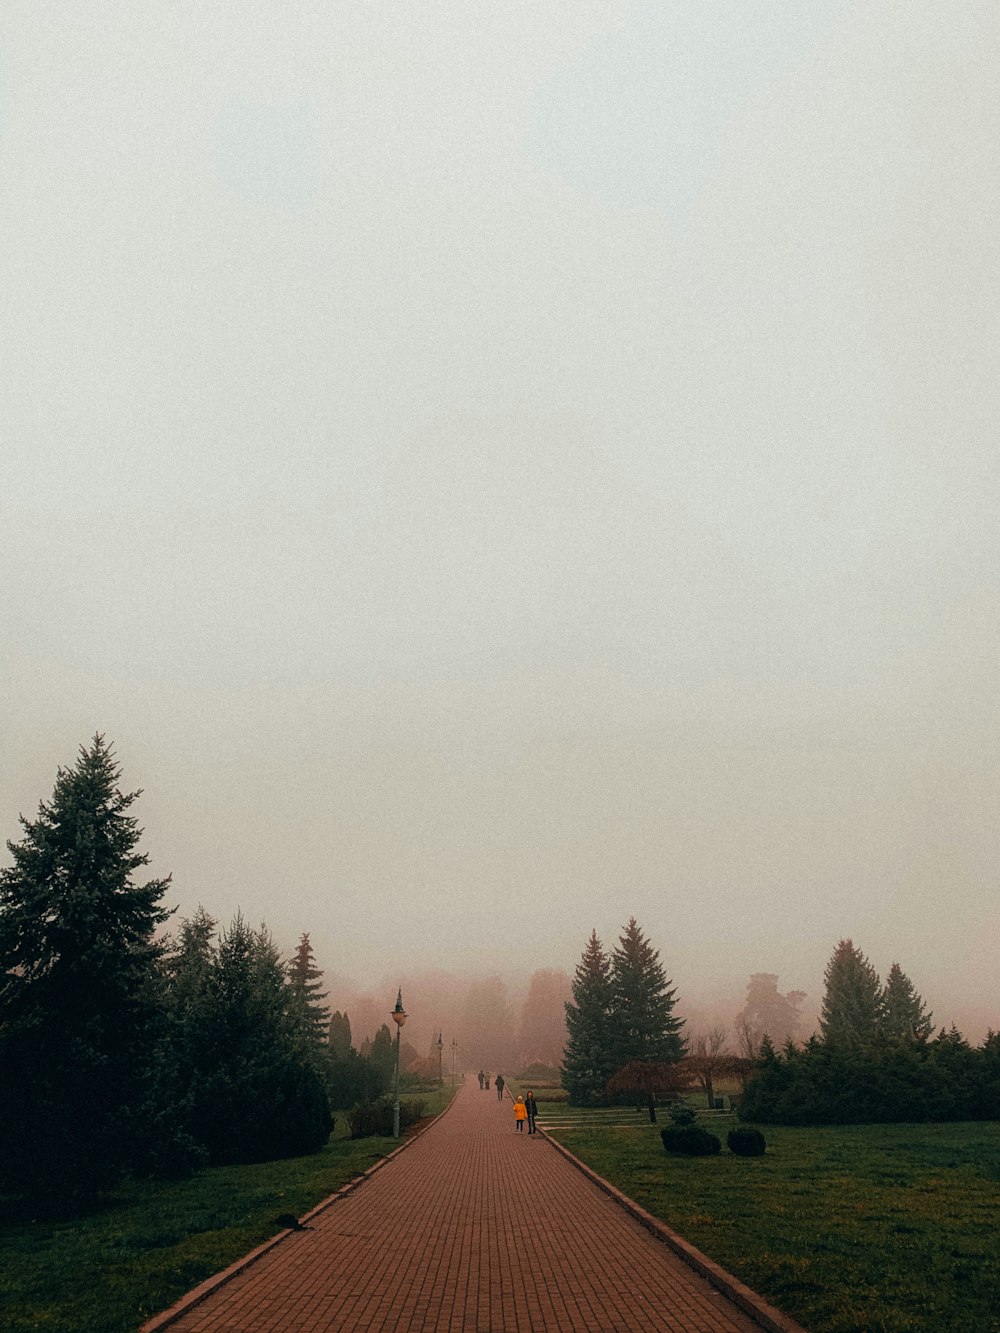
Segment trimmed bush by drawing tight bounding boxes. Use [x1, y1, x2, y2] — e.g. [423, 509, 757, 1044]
[661, 1125, 721, 1156]
[727, 1127, 767, 1156]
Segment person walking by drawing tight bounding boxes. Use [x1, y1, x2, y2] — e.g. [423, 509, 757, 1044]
[484, 1073, 490, 1091]
[495, 1073, 505, 1101]
[478, 1070, 485, 1090]
[525, 1090, 538, 1134]
[513, 1095, 527, 1133]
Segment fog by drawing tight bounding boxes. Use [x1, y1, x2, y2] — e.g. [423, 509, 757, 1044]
[2, 4, 997, 1047]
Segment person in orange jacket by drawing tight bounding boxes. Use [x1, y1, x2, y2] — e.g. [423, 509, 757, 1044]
[513, 1095, 528, 1133]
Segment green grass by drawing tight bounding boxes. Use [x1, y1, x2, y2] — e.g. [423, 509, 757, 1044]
[547, 1112, 1000, 1333]
[0, 1093, 451, 1333]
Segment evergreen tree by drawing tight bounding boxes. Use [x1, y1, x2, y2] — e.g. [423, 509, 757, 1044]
[0, 736, 172, 1199]
[561, 930, 616, 1105]
[819, 939, 883, 1047]
[880, 962, 933, 1042]
[609, 917, 686, 1067]
[286, 932, 330, 1057]
[328, 1010, 353, 1058]
[178, 914, 331, 1163]
[370, 1022, 395, 1086]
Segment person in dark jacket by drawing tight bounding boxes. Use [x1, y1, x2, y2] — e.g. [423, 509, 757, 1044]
[525, 1090, 538, 1134]
[495, 1073, 505, 1100]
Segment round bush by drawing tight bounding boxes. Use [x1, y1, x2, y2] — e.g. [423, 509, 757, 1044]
[660, 1125, 722, 1156]
[727, 1127, 767, 1156]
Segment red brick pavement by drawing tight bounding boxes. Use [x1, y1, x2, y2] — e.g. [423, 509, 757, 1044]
[142, 1080, 802, 1332]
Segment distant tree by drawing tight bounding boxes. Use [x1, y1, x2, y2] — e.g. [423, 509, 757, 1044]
[562, 930, 616, 1105]
[880, 962, 933, 1042]
[370, 1022, 395, 1087]
[517, 968, 571, 1070]
[0, 736, 172, 1201]
[820, 939, 883, 1048]
[461, 975, 516, 1070]
[734, 973, 806, 1050]
[286, 932, 330, 1057]
[328, 1010, 353, 1058]
[610, 918, 686, 1067]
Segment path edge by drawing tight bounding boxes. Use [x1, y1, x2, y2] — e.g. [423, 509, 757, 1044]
[539, 1128, 807, 1333]
[138, 1090, 462, 1333]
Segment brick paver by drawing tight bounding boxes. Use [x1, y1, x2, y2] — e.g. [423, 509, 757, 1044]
[144, 1080, 791, 1332]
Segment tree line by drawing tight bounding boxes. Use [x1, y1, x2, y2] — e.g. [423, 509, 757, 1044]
[739, 939, 1000, 1124]
[560, 926, 999, 1126]
[0, 738, 418, 1211]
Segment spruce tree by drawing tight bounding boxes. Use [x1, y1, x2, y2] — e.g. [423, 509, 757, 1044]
[880, 962, 933, 1042]
[0, 736, 172, 1199]
[609, 917, 686, 1067]
[819, 938, 883, 1047]
[286, 932, 330, 1057]
[561, 930, 616, 1105]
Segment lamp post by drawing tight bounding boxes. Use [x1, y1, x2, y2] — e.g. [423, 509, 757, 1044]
[451, 1037, 458, 1087]
[436, 1031, 444, 1110]
[391, 989, 407, 1138]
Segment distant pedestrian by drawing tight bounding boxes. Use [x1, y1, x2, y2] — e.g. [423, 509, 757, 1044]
[485, 1073, 490, 1090]
[525, 1090, 538, 1134]
[495, 1074, 505, 1101]
[513, 1095, 527, 1133]
[478, 1069, 485, 1090]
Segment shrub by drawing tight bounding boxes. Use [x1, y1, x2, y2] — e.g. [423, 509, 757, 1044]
[727, 1128, 767, 1156]
[661, 1125, 721, 1156]
[347, 1097, 427, 1139]
[668, 1102, 697, 1127]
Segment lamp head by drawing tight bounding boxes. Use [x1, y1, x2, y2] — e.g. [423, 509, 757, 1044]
[391, 988, 407, 1028]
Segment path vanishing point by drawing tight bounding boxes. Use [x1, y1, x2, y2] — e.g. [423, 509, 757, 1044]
[142, 1078, 804, 1332]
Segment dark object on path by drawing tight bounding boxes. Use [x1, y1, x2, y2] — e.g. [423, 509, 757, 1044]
[496, 1074, 505, 1100]
[660, 1125, 722, 1156]
[275, 1213, 313, 1231]
[727, 1128, 767, 1156]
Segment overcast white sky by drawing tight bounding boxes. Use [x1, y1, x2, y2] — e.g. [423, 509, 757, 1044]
[2, 2, 997, 1035]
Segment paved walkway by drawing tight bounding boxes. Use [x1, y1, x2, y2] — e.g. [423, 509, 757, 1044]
[144, 1080, 797, 1332]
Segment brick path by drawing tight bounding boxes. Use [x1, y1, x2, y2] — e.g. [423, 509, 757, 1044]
[143, 1080, 798, 1332]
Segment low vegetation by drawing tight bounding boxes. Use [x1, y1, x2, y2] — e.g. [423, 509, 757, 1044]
[546, 1110, 1000, 1333]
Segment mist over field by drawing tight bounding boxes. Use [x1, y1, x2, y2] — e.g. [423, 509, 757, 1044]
[3, 3, 997, 1049]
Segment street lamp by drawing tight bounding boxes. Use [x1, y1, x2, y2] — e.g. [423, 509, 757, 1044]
[391, 988, 407, 1138]
[436, 1031, 444, 1109]
[451, 1038, 458, 1087]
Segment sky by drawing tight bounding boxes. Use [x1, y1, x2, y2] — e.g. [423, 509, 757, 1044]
[2, 2, 997, 1041]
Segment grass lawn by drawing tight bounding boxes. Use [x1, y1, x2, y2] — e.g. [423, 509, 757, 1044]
[0, 1092, 451, 1333]
[546, 1112, 1000, 1333]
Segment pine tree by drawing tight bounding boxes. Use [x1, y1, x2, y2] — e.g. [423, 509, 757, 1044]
[0, 736, 172, 1199]
[609, 917, 686, 1067]
[880, 962, 933, 1042]
[561, 930, 616, 1105]
[819, 939, 883, 1047]
[286, 932, 330, 1057]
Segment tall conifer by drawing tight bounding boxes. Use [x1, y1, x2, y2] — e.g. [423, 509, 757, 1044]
[561, 930, 615, 1105]
[819, 938, 883, 1047]
[0, 736, 172, 1197]
[609, 917, 686, 1066]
